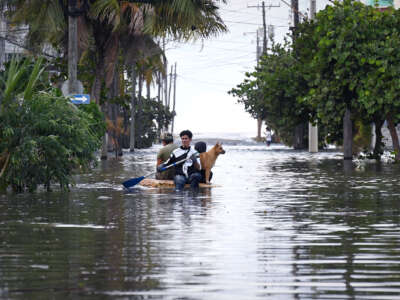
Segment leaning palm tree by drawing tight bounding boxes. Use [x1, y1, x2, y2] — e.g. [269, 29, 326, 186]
[89, 0, 227, 102]
[87, 0, 226, 158]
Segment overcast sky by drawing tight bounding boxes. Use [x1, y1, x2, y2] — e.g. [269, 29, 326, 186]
[164, 0, 328, 137]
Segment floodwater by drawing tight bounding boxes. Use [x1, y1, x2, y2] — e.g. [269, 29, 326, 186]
[2, 139, 400, 299]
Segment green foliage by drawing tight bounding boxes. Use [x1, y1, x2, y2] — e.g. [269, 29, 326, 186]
[135, 97, 173, 149]
[353, 119, 372, 155]
[78, 102, 107, 141]
[0, 57, 50, 109]
[0, 93, 101, 192]
[294, 1, 373, 139]
[231, 0, 400, 156]
[0, 57, 103, 193]
[230, 43, 311, 146]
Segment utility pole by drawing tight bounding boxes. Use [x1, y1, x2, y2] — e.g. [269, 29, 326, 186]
[256, 31, 261, 64]
[256, 28, 263, 141]
[129, 65, 136, 152]
[68, 0, 79, 94]
[171, 62, 177, 135]
[0, 11, 5, 71]
[248, 1, 279, 141]
[262, 1, 267, 52]
[292, 0, 299, 28]
[308, 0, 318, 153]
[248, 1, 280, 53]
[260, 2, 267, 140]
[163, 38, 168, 111]
[168, 65, 173, 109]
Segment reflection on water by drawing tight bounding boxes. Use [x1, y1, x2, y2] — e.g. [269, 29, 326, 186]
[2, 143, 400, 299]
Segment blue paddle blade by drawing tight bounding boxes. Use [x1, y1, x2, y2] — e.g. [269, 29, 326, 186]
[122, 176, 145, 188]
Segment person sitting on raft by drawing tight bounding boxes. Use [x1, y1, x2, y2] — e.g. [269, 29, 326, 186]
[194, 141, 213, 184]
[156, 132, 178, 180]
[157, 130, 202, 191]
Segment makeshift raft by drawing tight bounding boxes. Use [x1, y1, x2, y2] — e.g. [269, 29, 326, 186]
[139, 178, 218, 188]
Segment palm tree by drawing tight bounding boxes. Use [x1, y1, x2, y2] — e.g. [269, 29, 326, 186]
[4, 0, 226, 96]
[89, 0, 227, 102]
[4, 0, 227, 158]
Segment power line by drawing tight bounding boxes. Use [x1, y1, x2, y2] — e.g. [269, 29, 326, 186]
[224, 20, 289, 27]
[279, 0, 307, 19]
[178, 57, 256, 71]
[1, 36, 57, 58]
[180, 75, 234, 86]
[221, 7, 289, 21]
[197, 45, 256, 52]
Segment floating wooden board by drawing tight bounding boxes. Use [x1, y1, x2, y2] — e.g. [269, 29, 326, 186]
[139, 178, 218, 188]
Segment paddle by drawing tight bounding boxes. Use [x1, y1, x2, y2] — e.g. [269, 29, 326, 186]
[122, 156, 196, 189]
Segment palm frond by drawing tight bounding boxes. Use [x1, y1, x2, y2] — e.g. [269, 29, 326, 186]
[90, 0, 121, 31]
[23, 57, 45, 101]
[2, 57, 29, 104]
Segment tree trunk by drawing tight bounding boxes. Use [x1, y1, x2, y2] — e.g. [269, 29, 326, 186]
[373, 119, 384, 159]
[157, 71, 162, 140]
[257, 118, 262, 141]
[157, 71, 162, 103]
[343, 108, 353, 160]
[92, 60, 108, 160]
[293, 123, 306, 150]
[109, 68, 122, 158]
[91, 62, 104, 104]
[100, 103, 108, 160]
[387, 113, 400, 162]
[137, 74, 143, 147]
[164, 60, 168, 108]
[171, 63, 177, 135]
[91, 25, 120, 160]
[129, 65, 137, 152]
[146, 80, 151, 100]
[168, 65, 173, 109]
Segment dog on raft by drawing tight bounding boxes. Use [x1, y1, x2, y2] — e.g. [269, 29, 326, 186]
[195, 141, 226, 184]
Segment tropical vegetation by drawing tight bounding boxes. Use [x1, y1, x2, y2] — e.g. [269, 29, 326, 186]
[0, 0, 227, 192]
[0, 58, 103, 192]
[231, 0, 400, 160]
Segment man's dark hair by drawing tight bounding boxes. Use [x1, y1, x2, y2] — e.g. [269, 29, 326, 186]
[161, 132, 173, 144]
[179, 130, 193, 139]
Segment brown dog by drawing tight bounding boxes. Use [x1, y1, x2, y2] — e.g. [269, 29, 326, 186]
[199, 142, 226, 184]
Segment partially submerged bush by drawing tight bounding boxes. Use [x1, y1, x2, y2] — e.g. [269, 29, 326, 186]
[0, 57, 104, 193]
[0, 92, 102, 192]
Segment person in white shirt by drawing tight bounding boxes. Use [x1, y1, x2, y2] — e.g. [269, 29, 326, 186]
[157, 130, 202, 191]
[265, 126, 272, 147]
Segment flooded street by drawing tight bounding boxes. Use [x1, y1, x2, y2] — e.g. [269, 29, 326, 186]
[2, 140, 400, 299]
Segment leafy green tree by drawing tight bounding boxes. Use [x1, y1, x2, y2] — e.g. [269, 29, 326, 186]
[294, 0, 378, 159]
[230, 43, 312, 147]
[357, 8, 400, 160]
[0, 57, 103, 192]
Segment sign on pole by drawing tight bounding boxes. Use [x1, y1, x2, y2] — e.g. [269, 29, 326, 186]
[69, 94, 90, 105]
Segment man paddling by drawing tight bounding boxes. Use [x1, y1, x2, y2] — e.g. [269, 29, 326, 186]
[156, 133, 178, 180]
[157, 130, 202, 191]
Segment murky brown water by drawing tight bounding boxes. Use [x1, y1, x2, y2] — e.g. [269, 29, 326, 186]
[2, 142, 400, 299]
